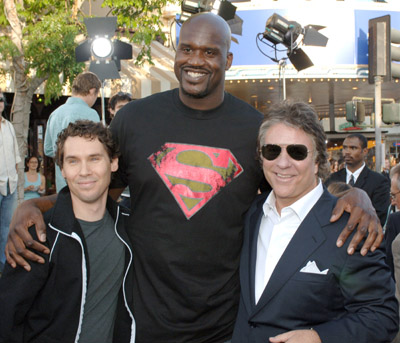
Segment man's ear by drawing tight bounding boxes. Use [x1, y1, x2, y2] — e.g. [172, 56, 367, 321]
[225, 52, 233, 71]
[111, 157, 118, 172]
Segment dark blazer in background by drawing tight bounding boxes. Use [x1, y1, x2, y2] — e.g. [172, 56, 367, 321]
[325, 166, 390, 226]
[386, 211, 400, 278]
[232, 190, 398, 343]
[391, 234, 400, 343]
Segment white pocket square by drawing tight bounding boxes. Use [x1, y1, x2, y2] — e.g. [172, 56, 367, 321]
[300, 261, 329, 275]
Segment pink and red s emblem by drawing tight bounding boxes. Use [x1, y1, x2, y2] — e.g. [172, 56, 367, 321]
[148, 143, 243, 219]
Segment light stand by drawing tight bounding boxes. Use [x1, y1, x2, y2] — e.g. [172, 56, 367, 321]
[100, 81, 106, 125]
[278, 59, 287, 100]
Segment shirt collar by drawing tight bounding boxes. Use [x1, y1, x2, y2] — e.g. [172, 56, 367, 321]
[263, 180, 323, 221]
[346, 163, 365, 179]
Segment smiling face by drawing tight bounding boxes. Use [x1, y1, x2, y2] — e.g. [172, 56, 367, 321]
[174, 14, 233, 110]
[262, 123, 319, 213]
[61, 136, 118, 211]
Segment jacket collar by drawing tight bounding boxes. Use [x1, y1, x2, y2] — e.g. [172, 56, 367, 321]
[248, 189, 336, 317]
[48, 186, 121, 235]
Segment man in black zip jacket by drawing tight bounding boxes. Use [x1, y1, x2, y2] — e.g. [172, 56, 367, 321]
[0, 120, 135, 343]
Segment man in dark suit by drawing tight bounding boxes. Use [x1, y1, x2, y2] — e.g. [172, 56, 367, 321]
[385, 164, 400, 277]
[325, 133, 390, 226]
[387, 164, 400, 343]
[232, 101, 398, 343]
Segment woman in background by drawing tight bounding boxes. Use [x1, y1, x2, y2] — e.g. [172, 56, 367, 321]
[24, 155, 45, 200]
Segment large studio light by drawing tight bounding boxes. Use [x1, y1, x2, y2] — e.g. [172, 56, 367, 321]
[75, 17, 132, 81]
[261, 13, 328, 71]
[91, 37, 113, 59]
[179, 0, 242, 40]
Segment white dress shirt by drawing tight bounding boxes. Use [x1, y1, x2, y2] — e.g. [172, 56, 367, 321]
[0, 116, 21, 196]
[254, 181, 323, 304]
[346, 163, 365, 184]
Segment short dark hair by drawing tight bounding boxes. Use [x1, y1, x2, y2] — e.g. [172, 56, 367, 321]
[346, 133, 368, 149]
[258, 100, 330, 180]
[71, 72, 101, 96]
[108, 92, 132, 111]
[55, 120, 119, 169]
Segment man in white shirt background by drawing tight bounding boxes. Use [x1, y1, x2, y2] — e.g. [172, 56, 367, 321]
[0, 91, 21, 273]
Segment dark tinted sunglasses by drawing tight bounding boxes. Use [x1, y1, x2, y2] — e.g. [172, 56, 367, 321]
[261, 144, 311, 161]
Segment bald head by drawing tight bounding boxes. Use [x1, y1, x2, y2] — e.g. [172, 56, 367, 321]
[182, 13, 232, 51]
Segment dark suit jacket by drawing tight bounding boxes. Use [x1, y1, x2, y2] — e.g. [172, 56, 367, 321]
[385, 211, 400, 277]
[232, 190, 398, 343]
[325, 166, 390, 226]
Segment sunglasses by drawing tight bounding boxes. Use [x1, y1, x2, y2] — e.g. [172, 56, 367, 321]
[261, 144, 311, 161]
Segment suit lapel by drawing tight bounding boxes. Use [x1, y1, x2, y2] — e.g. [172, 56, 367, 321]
[251, 191, 333, 316]
[354, 165, 368, 188]
[240, 195, 266, 315]
[339, 168, 347, 182]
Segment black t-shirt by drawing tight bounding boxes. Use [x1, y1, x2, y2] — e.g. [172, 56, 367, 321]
[110, 89, 265, 343]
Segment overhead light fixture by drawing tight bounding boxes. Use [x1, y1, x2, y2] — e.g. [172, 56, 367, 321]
[181, 0, 214, 15]
[91, 37, 113, 58]
[260, 13, 328, 71]
[75, 17, 133, 81]
[178, 0, 242, 42]
[180, 0, 236, 21]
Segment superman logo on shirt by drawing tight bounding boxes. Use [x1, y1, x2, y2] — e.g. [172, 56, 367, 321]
[148, 143, 243, 219]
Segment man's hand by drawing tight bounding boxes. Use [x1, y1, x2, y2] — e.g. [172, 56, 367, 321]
[5, 196, 55, 271]
[330, 187, 382, 256]
[269, 329, 321, 343]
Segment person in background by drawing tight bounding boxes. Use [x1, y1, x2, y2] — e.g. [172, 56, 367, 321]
[5, 13, 385, 343]
[388, 165, 400, 343]
[44, 71, 101, 192]
[108, 92, 132, 121]
[329, 159, 338, 173]
[107, 92, 133, 208]
[0, 120, 135, 342]
[0, 91, 21, 273]
[385, 164, 400, 277]
[383, 158, 392, 182]
[232, 101, 398, 343]
[325, 133, 390, 226]
[24, 155, 46, 200]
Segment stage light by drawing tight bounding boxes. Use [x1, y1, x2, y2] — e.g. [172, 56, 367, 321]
[180, 0, 237, 22]
[178, 0, 241, 42]
[260, 13, 328, 71]
[181, 0, 214, 14]
[75, 17, 133, 125]
[75, 17, 132, 81]
[91, 37, 113, 59]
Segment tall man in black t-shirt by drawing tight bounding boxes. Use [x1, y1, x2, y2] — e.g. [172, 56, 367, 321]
[6, 13, 384, 343]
